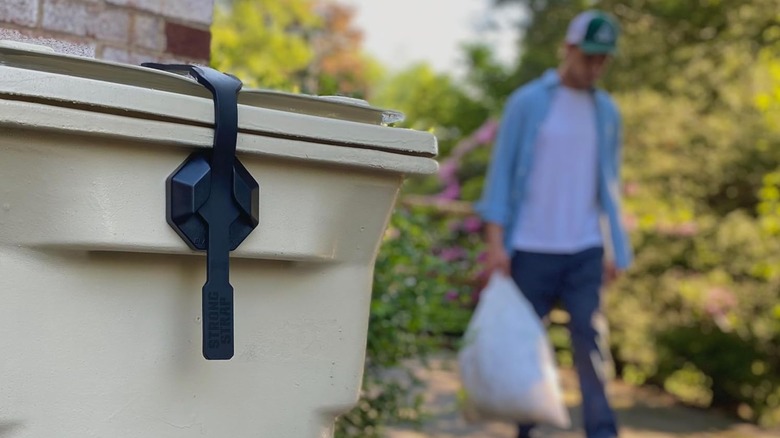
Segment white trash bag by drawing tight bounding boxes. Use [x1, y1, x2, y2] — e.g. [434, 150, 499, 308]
[457, 273, 570, 428]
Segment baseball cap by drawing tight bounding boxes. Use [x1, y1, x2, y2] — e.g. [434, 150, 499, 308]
[565, 10, 619, 55]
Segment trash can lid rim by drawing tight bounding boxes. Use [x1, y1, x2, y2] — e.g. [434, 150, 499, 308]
[0, 40, 404, 126]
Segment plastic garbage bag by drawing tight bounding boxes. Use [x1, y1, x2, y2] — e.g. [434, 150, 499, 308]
[458, 273, 570, 428]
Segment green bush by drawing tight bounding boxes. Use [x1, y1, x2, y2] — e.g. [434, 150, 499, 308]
[603, 57, 780, 424]
[607, 209, 780, 425]
[335, 205, 484, 437]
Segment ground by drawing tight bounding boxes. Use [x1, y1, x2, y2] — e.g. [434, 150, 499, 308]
[384, 356, 779, 438]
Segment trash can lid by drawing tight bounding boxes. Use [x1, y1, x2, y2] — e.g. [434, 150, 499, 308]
[0, 41, 436, 159]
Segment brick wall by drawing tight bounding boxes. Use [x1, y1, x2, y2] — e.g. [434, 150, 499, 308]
[0, 0, 215, 65]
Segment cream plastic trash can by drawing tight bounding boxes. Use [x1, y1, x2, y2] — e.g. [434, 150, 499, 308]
[0, 41, 437, 437]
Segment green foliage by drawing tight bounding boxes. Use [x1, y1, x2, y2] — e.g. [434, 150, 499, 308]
[457, 145, 493, 202]
[759, 170, 780, 237]
[211, 0, 320, 90]
[302, 2, 381, 96]
[370, 63, 493, 196]
[601, 0, 780, 104]
[371, 64, 489, 156]
[211, 0, 378, 95]
[606, 212, 780, 423]
[460, 43, 520, 114]
[592, 2, 780, 425]
[334, 206, 484, 437]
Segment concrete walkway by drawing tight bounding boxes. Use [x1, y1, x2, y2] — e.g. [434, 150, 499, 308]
[384, 357, 779, 438]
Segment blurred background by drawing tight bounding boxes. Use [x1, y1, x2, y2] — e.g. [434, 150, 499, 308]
[209, 0, 780, 436]
[4, 0, 778, 436]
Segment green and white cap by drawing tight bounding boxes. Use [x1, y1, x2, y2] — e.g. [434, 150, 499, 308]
[565, 10, 619, 54]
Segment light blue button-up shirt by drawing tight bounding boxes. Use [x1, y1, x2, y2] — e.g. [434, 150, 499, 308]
[475, 69, 633, 269]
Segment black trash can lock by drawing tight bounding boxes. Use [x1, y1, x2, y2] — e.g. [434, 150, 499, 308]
[145, 63, 259, 360]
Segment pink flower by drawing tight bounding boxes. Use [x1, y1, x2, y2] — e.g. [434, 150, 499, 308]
[704, 287, 737, 332]
[439, 161, 457, 181]
[445, 290, 459, 302]
[439, 246, 467, 262]
[462, 216, 483, 233]
[623, 214, 639, 232]
[704, 287, 737, 317]
[673, 222, 699, 237]
[657, 222, 699, 237]
[624, 182, 640, 197]
[437, 182, 460, 200]
[474, 120, 499, 144]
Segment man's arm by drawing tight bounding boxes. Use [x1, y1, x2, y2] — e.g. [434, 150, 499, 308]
[607, 98, 631, 276]
[476, 89, 529, 277]
[474, 89, 526, 227]
[484, 222, 510, 276]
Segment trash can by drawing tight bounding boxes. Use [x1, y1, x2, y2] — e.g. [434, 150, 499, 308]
[0, 41, 437, 437]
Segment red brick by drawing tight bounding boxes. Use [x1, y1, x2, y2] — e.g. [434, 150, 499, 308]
[165, 21, 210, 60]
[0, 0, 39, 27]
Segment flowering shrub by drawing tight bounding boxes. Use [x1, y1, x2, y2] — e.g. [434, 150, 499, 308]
[335, 205, 484, 437]
[607, 211, 780, 425]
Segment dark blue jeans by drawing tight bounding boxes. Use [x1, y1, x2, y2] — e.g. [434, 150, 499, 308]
[511, 247, 618, 438]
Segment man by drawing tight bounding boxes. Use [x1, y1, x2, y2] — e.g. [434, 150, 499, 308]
[475, 10, 632, 438]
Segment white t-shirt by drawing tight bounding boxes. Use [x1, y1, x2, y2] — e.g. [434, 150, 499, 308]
[511, 86, 603, 253]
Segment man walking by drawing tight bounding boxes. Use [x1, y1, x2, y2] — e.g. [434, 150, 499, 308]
[476, 10, 631, 438]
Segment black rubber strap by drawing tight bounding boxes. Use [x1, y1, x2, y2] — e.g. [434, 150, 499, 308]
[145, 63, 243, 360]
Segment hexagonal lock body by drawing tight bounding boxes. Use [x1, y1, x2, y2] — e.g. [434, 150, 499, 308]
[166, 152, 259, 251]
